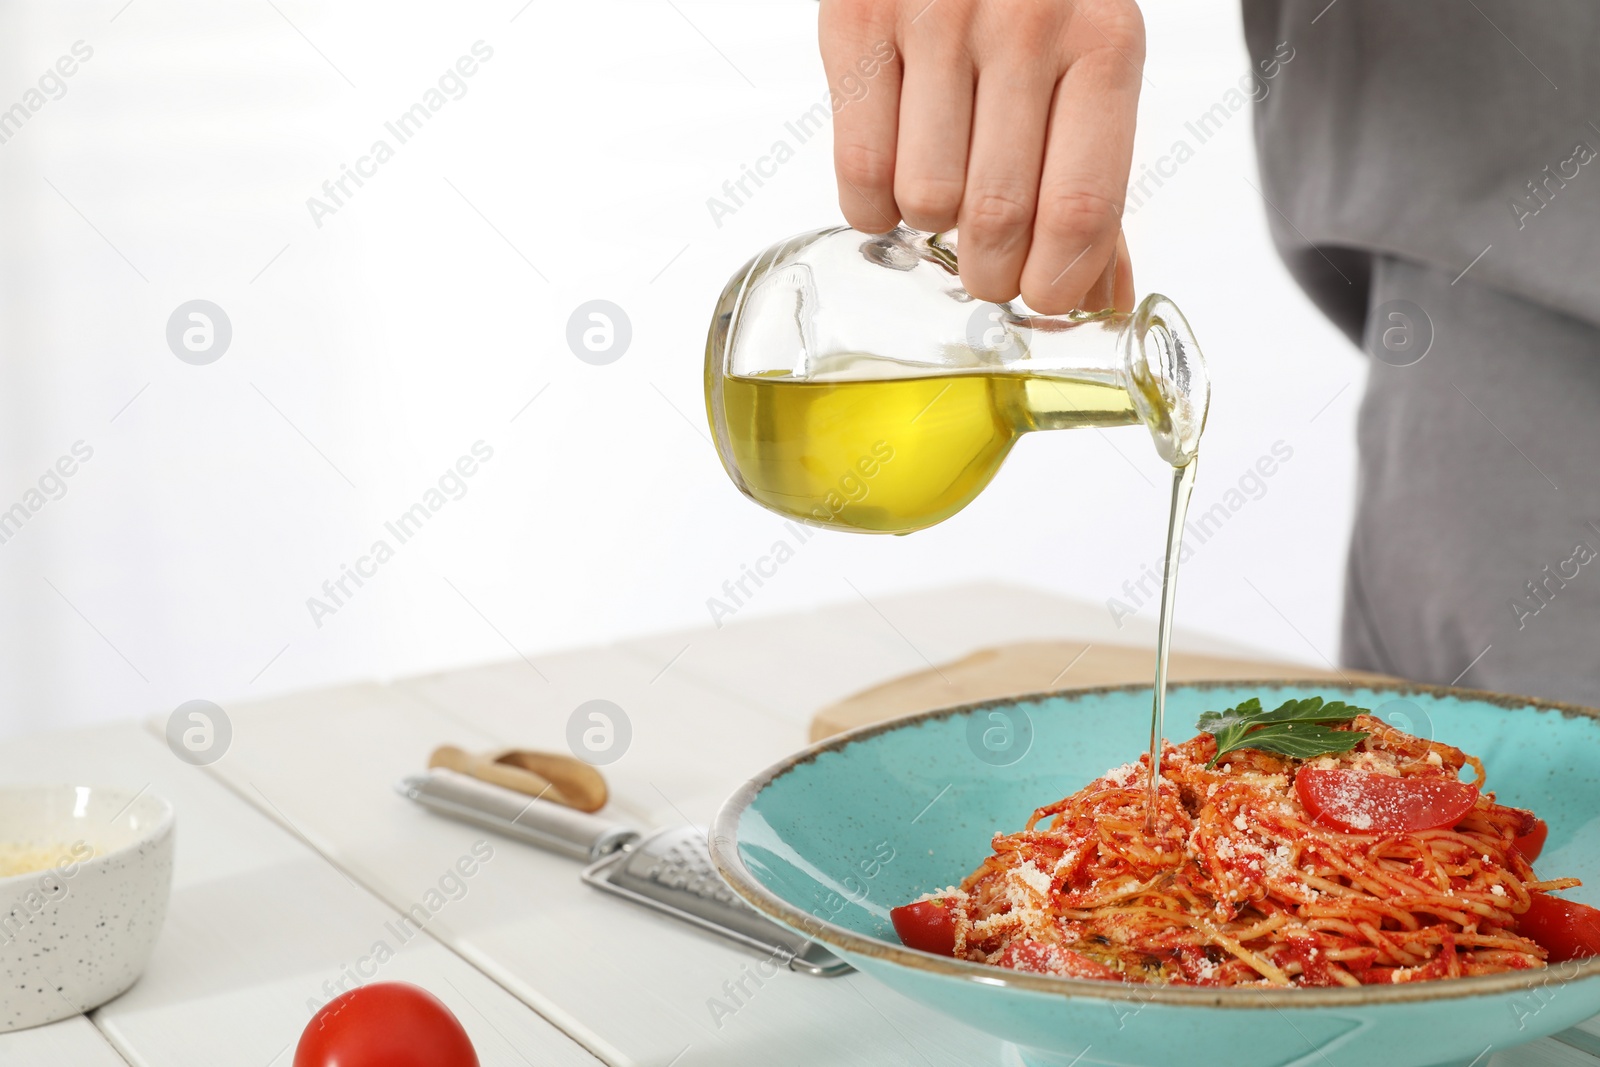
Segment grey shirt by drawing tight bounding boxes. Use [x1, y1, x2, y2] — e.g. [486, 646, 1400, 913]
[1243, 0, 1600, 338]
[1243, 2, 1600, 699]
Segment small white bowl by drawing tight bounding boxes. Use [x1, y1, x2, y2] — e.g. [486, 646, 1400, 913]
[0, 785, 174, 1032]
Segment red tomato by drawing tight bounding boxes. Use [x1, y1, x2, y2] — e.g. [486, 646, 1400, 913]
[1519, 894, 1600, 963]
[1516, 817, 1549, 862]
[890, 899, 957, 956]
[996, 938, 1120, 980]
[1295, 768, 1478, 834]
[295, 983, 479, 1067]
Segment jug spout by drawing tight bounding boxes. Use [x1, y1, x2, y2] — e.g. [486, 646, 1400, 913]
[997, 295, 1209, 467]
[1126, 294, 1208, 469]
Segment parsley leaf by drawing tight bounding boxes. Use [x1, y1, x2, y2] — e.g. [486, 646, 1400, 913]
[1196, 696, 1370, 767]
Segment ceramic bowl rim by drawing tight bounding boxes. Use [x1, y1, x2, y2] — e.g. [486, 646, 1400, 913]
[711, 678, 1600, 1008]
[0, 784, 175, 886]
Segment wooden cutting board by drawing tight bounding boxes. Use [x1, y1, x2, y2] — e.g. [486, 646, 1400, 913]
[809, 640, 1394, 741]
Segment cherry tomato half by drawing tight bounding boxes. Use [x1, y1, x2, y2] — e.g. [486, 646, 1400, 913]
[1295, 768, 1479, 835]
[1516, 817, 1549, 863]
[1519, 894, 1600, 963]
[295, 982, 479, 1067]
[890, 899, 957, 956]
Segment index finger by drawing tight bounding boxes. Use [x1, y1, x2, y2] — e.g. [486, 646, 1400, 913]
[819, 5, 904, 233]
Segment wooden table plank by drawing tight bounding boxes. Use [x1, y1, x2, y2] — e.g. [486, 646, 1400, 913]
[0, 723, 600, 1067]
[0, 1016, 130, 1066]
[199, 666, 1006, 1066]
[1554, 1019, 1600, 1060]
[612, 582, 1281, 731]
[400, 644, 808, 828]
[1498, 1039, 1600, 1067]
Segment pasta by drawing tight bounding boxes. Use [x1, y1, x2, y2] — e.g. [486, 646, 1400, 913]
[892, 713, 1588, 986]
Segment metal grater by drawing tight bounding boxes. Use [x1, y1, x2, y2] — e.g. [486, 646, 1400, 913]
[583, 826, 847, 976]
[397, 768, 850, 976]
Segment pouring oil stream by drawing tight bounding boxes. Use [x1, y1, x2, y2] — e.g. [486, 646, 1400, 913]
[1145, 458, 1198, 832]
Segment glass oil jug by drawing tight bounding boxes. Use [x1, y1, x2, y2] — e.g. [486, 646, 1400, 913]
[704, 226, 1209, 535]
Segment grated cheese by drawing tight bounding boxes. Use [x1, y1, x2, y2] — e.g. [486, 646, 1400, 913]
[1009, 861, 1051, 899]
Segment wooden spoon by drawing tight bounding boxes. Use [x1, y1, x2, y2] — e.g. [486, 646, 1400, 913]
[427, 746, 608, 813]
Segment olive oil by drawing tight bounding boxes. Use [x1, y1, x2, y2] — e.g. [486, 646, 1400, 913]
[715, 368, 1140, 535]
[1147, 459, 1198, 829]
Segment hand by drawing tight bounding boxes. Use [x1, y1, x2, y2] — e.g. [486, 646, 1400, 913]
[819, 0, 1144, 313]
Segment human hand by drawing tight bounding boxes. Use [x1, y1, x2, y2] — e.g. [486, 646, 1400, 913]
[819, 0, 1143, 313]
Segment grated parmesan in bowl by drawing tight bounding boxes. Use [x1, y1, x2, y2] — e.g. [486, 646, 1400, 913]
[0, 842, 95, 879]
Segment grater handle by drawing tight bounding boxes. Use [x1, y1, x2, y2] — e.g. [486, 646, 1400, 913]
[397, 768, 638, 862]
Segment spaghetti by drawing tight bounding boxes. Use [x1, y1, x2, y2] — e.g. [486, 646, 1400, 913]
[895, 713, 1586, 986]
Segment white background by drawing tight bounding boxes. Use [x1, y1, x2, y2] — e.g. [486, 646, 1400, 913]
[0, 0, 1365, 739]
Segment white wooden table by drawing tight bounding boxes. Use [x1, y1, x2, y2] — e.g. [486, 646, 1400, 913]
[4, 583, 1599, 1067]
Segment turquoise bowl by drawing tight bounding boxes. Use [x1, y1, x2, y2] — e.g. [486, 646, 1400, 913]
[711, 682, 1600, 1067]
